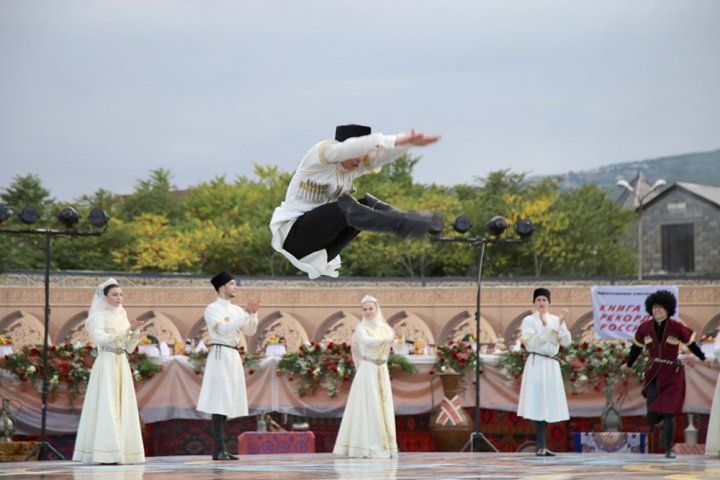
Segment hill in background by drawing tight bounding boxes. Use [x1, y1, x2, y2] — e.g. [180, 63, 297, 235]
[542, 149, 720, 191]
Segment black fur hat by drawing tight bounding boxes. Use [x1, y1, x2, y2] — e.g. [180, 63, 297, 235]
[210, 271, 234, 291]
[335, 124, 371, 142]
[533, 288, 551, 303]
[645, 289, 677, 318]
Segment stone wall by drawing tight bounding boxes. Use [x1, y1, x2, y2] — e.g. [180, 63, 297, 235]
[2, 274, 719, 354]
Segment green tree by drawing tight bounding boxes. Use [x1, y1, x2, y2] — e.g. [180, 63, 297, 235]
[0, 174, 56, 271]
[121, 168, 179, 220]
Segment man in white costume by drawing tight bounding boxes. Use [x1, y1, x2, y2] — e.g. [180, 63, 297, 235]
[270, 124, 442, 279]
[197, 271, 260, 460]
[517, 288, 571, 456]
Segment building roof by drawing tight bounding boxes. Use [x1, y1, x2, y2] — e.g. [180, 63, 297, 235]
[645, 181, 720, 209]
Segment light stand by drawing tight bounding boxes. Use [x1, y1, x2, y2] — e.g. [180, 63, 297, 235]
[0, 209, 105, 460]
[432, 216, 531, 453]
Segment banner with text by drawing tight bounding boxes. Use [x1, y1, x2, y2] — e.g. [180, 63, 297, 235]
[591, 285, 679, 340]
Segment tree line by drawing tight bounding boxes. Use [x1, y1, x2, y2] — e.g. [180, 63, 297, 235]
[0, 156, 635, 277]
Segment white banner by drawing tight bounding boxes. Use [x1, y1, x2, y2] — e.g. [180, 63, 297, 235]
[591, 285, 679, 340]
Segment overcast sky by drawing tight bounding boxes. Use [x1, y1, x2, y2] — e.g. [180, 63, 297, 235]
[1, 0, 719, 203]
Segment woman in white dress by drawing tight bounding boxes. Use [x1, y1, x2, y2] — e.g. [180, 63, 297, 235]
[73, 278, 145, 464]
[517, 288, 571, 456]
[705, 332, 720, 457]
[333, 295, 397, 458]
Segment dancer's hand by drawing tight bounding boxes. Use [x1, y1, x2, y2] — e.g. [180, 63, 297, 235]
[246, 298, 261, 314]
[395, 129, 441, 146]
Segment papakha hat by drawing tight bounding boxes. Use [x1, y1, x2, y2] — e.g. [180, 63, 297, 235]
[335, 124, 371, 142]
[210, 271, 234, 291]
[645, 289, 677, 318]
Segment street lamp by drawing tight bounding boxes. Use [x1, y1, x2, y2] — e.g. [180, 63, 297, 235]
[617, 178, 667, 280]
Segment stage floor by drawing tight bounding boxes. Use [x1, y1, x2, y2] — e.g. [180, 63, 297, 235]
[1, 452, 720, 479]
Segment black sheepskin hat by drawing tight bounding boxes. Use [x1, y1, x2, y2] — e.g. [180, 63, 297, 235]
[645, 289, 677, 318]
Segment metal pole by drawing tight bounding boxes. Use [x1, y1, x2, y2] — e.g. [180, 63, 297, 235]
[40, 231, 51, 456]
[637, 202, 643, 281]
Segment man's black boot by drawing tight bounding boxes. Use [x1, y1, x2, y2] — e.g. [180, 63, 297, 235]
[337, 194, 442, 239]
[362, 193, 399, 212]
[662, 415, 676, 459]
[212, 414, 237, 460]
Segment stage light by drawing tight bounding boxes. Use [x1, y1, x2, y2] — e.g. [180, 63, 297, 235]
[19, 206, 40, 225]
[57, 207, 80, 229]
[0, 205, 12, 224]
[514, 219, 534, 238]
[453, 215, 471, 234]
[486, 216, 508, 236]
[88, 208, 110, 228]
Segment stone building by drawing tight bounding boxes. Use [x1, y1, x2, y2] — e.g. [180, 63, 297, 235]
[641, 182, 720, 275]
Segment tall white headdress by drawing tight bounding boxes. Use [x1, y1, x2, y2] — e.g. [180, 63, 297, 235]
[352, 294, 391, 367]
[88, 277, 123, 319]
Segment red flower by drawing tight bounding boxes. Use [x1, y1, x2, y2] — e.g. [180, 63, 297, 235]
[343, 375, 349, 381]
[288, 376, 294, 382]
[429, 370, 435, 375]
[327, 342, 334, 349]
[248, 369, 255, 375]
[582, 341, 590, 349]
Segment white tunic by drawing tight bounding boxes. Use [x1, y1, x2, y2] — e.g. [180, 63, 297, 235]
[196, 298, 258, 418]
[270, 133, 408, 278]
[333, 318, 397, 458]
[517, 312, 572, 423]
[705, 335, 720, 457]
[73, 309, 145, 464]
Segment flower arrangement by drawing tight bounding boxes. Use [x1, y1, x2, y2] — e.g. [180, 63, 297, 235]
[187, 348, 260, 375]
[0, 335, 12, 345]
[276, 341, 417, 398]
[431, 340, 481, 376]
[496, 340, 647, 395]
[0, 343, 162, 406]
[266, 335, 286, 345]
[276, 342, 355, 397]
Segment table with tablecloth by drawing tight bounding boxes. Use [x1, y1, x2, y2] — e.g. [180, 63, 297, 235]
[1, 354, 717, 435]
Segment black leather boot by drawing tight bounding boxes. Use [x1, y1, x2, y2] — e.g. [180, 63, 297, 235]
[362, 193, 399, 212]
[222, 416, 238, 460]
[662, 415, 676, 459]
[212, 414, 237, 460]
[336, 194, 442, 239]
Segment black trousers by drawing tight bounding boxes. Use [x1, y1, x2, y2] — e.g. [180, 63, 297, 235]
[646, 379, 675, 453]
[282, 202, 360, 261]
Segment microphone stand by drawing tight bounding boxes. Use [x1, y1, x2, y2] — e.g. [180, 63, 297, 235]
[432, 235, 525, 452]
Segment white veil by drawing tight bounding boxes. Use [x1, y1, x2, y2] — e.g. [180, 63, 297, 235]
[352, 295, 391, 367]
[86, 278, 125, 329]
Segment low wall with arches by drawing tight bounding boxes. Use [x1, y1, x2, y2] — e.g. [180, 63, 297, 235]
[1, 275, 719, 353]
